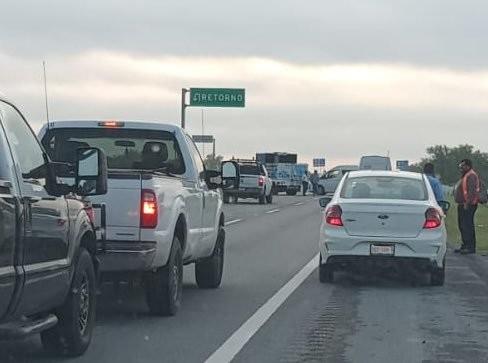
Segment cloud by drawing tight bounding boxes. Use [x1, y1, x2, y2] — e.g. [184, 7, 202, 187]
[1, 50, 488, 166]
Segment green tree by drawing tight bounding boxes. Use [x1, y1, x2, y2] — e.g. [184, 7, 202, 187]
[412, 144, 488, 185]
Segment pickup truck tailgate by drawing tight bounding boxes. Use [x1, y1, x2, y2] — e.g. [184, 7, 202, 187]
[240, 175, 259, 188]
[90, 176, 141, 241]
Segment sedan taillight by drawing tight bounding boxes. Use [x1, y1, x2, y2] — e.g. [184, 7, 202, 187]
[326, 204, 343, 227]
[423, 208, 441, 229]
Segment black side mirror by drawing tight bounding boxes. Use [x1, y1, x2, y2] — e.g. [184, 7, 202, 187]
[319, 196, 332, 208]
[205, 170, 222, 190]
[221, 161, 240, 190]
[75, 147, 108, 196]
[438, 200, 450, 213]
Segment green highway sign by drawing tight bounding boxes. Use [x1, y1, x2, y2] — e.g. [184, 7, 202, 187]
[192, 134, 214, 143]
[189, 88, 245, 108]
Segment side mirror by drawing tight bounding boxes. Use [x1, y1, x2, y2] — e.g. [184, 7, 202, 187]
[319, 196, 332, 208]
[205, 170, 222, 190]
[75, 147, 108, 196]
[221, 161, 240, 190]
[438, 200, 450, 214]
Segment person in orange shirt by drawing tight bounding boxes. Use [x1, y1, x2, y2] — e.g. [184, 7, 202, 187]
[454, 159, 480, 254]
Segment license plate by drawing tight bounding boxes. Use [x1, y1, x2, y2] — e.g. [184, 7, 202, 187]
[370, 244, 394, 256]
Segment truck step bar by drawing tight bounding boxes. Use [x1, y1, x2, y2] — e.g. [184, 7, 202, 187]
[0, 314, 58, 339]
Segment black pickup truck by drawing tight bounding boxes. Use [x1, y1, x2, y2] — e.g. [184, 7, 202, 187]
[0, 97, 107, 356]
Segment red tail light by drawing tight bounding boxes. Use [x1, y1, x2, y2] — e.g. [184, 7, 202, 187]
[85, 206, 95, 224]
[326, 205, 343, 226]
[258, 176, 265, 187]
[423, 208, 441, 229]
[141, 190, 158, 228]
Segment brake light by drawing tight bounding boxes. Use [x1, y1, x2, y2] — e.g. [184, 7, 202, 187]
[258, 176, 265, 187]
[140, 190, 158, 228]
[423, 208, 441, 229]
[85, 206, 95, 224]
[326, 205, 343, 226]
[98, 120, 125, 128]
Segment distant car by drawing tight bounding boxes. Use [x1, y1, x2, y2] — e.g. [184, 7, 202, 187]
[223, 160, 273, 204]
[317, 165, 358, 195]
[318, 170, 447, 286]
[359, 155, 392, 170]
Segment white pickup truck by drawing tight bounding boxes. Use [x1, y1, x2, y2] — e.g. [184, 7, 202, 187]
[39, 120, 239, 316]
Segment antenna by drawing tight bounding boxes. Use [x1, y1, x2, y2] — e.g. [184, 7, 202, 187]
[42, 61, 50, 129]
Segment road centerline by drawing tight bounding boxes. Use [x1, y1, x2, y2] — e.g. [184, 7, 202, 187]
[205, 253, 320, 363]
[265, 209, 280, 214]
[225, 219, 243, 226]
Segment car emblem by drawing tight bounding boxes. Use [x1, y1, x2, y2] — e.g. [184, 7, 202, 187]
[378, 214, 389, 220]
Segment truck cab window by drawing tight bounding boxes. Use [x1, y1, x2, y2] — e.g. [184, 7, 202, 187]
[185, 135, 206, 182]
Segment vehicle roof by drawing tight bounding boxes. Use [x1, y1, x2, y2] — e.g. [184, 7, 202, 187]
[41, 120, 182, 133]
[360, 155, 390, 159]
[347, 170, 423, 180]
[329, 164, 358, 171]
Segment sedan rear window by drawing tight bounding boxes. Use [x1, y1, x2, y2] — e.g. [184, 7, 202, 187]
[340, 176, 427, 201]
[42, 128, 186, 174]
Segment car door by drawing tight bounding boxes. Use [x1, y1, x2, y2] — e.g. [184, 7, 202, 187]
[0, 116, 18, 319]
[0, 102, 70, 314]
[184, 135, 218, 253]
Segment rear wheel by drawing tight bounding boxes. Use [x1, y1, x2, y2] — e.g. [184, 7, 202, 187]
[430, 261, 445, 286]
[223, 194, 230, 204]
[145, 237, 183, 316]
[266, 192, 273, 204]
[41, 248, 96, 357]
[259, 192, 266, 204]
[318, 186, 325, 195]
[319, 255, 334, 283]
[196, 227, 225, 288]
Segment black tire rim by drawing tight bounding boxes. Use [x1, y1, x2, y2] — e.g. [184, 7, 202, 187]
[78, 273, 90, 335]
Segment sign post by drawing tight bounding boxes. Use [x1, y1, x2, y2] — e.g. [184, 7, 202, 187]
[192, 135, 216, 158]
[181, 87, 245, 128]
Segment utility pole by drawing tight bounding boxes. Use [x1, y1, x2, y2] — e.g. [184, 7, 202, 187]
[42, 61, 50, 124]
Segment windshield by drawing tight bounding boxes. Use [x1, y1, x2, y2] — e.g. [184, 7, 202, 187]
[239, 164, 260, 175]
[42, 128, 185, 174]
[341, 176, 428, 200]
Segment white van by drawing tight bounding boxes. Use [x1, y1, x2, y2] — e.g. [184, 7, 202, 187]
[359, 155, 392, 170]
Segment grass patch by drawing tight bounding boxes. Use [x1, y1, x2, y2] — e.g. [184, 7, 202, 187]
[444, 197, 488, 252]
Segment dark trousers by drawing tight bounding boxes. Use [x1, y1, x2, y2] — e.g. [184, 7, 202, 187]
[457, 204, 478, 251]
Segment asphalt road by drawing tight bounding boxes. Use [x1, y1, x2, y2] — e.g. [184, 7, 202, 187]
[2, 194, 488, 362]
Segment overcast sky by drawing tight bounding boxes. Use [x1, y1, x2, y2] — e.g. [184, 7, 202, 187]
[2, 0, 488, 166]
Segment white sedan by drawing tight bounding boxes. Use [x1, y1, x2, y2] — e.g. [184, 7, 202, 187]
[318, 170, 448, 286]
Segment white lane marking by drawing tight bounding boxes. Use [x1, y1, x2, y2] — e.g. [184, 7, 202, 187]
[225, 219, 243, 226]
[265, 209, 280, 214]
[293, 202, 304, 206]
[205, 253, 320, 363]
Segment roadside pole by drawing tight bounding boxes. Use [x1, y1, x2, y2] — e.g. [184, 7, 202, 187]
[181, 88, 189, 129]
[213, 139, 216, 159]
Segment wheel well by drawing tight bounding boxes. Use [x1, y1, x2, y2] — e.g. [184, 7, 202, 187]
[80, 231, 98, 272]
[175, 214, 187, 252]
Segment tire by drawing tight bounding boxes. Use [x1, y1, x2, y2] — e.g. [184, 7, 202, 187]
[223, 194, 230, 204]
[145, 237, 183, 316]
[41, 248, 96, 357]
[266, 193, 273, 204]
[430, 261, 445, 286]
[319, 255, 334, 283]
[259, 192, 266, 204]
[318, 186, 325, 195]
[286, 189, 297, 196]
[195, 227, 225, 288]
[233, 196, 238, 204]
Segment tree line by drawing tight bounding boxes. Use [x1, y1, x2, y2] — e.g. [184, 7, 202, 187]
[410, 144, 488, 185]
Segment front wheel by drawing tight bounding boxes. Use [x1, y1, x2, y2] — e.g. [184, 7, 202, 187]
[41, 248, 96, 357]
[195, 228, 225, 288]
[145, 237, 183, 316]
